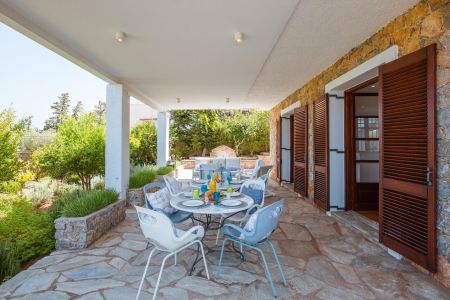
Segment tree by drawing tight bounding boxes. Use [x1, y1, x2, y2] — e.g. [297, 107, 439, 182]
[72, 101, 84, 120]
[0, 108, 29, 182]
[93, 101, 106, 123]
[223, 111, 254, 156]
[44, 93, 71, 130]
[33, 114, 105, 190]
[130, 122, 157, 165]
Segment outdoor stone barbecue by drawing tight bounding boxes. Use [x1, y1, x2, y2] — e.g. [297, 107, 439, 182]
[54, 199, 126, 249]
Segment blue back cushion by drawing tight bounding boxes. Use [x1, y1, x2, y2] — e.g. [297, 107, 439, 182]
[241, 186, 264, 205]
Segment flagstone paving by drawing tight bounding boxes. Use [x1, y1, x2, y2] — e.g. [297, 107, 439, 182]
[1, 183, 450, 299]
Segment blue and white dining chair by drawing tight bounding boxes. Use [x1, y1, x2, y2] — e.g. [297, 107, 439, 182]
[215, 179, 265, 245]
[216, 200, 287, 297]
[143, 182, 193, 225]
[135, 206, 209, 300]
[162, 175, 192, 196]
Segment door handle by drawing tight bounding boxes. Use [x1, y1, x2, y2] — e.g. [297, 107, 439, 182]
[426, 167, 432, 186]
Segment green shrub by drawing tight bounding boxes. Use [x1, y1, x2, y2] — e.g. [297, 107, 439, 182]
[129, 170, 156, 189]
[0, 195, 54, 264]
[0, 181, 22, 194]
[22, 177, 80, 207]
[50, 189, 118, 218]
[0, 240, 20, 283]
[157, 166, 173, 176]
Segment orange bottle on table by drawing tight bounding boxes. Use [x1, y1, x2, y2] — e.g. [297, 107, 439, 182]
[209, 176, 216, 193]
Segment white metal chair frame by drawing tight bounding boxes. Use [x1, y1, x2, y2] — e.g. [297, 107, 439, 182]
[215, 179, 266, 245]
[241, 159, 265, 180]
[135, 206, 210, 300]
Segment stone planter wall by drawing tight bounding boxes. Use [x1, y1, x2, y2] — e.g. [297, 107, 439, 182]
[54, 199, 126, 249]
[126, 188, 144, 207]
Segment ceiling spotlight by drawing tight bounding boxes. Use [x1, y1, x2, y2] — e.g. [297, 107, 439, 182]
[234, 32, 243, 44]
[226, 98, 230, 103]
[115, 31, 126, 43]
[371, 85, 376, 88]
[176, 98, 181, 103]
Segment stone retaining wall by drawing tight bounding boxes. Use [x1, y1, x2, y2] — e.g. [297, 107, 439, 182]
[126, 188, 145, 207]
[54, 199, 126, 249]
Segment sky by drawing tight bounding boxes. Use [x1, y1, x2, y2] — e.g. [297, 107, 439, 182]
[0, 23, 107, 129]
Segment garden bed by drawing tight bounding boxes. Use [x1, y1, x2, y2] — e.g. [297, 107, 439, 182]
[54, 199, 126, 249]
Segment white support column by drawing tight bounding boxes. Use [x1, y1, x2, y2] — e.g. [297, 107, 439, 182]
[157, 111, 170, 167]
[105, 84, 130, 200]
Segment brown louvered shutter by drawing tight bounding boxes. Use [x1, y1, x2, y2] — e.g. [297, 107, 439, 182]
[313, 95, 329, 210]
[294, 106, 308, 196]
[379, 44, 436, 272]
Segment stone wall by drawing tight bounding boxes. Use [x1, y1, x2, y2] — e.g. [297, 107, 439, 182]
[269, 0, 450, 287]
[54, 199, 126, 249]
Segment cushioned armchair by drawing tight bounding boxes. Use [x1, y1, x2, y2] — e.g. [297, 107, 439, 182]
[143, 182, 193, 225]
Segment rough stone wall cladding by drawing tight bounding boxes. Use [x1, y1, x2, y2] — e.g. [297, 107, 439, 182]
[55, 199, 126, 249]
[126, 188, 145, 207]
[269, 0, 450, 287]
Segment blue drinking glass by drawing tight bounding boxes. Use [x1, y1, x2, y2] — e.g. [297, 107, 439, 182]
[207, 174, 211, 180]
[201, 184, 208, 195]
[227, 175, 232, 184]
[213, 192, 220, 205]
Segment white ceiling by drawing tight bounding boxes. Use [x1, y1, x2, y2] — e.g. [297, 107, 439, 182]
[0, 0, 418, 111]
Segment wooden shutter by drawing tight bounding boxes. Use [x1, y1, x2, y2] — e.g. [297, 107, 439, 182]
[313, 95, 329, 210]
[276, 118, 281, 182]
[293, 106, 308, 196]
[379, 44, 436, 272]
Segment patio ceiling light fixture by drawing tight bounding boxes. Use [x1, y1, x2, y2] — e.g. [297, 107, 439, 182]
[176, 98, 181, 103]
[115, 31, 126, 43]
[234, 32, 243, 44]
[226, 98, 230, 103]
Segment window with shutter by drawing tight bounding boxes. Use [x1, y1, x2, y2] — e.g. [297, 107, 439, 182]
[313, 95, 329, 210]
[294, 106, 308, 196]
[379, 44, 436, 272]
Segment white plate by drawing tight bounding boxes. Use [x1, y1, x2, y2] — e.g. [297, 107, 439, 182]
[183, 192, 192, 197]
[232, 180, 244, 184]
[221, 199, 242, 207]
[194, 180, 207, 184]
[230, 192, 241, 197]
[182, 200, 204, 207]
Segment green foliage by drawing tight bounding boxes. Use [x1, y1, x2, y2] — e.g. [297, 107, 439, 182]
[50, 189, 118, 218]
[0, 194, 54, 264]
[32, 114, 105, 190]
[22, 177, 81, 207]
[0, 181, 22, 194]
[0, 240, 20, 283]
[130, 122, 157, 166]
[0, 108, 29, 182]
[157, 166, 174, 175]
[169, 109, 269, 159]
[129, 169, 156, 189]
[21, 129, 55, 153]
[44, 93, 71, 131]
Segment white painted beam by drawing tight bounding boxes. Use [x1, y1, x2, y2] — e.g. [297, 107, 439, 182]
[105, 84, 130, 199]
[157, 112, 170, 167]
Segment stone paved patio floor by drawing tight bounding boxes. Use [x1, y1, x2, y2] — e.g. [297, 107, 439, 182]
[1, 183, 450, 299]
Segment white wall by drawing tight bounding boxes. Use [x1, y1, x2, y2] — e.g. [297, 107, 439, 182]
[328, 95, 345, 209]
[281, 117, 291, 182]
[129, 102, 157, 127]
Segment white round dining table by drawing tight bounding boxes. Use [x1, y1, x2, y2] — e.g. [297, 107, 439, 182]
[170, 192, 254, 215]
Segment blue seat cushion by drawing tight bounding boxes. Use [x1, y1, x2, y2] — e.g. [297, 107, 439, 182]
[169, 210, 193, 224]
